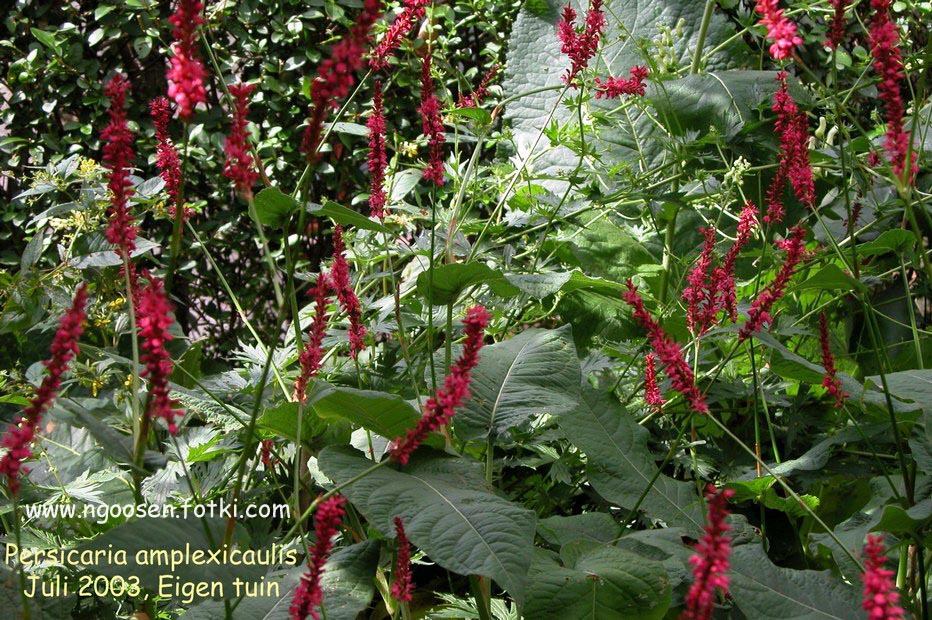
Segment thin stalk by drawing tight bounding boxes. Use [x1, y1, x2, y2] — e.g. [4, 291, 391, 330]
[691, 0, 717, 74]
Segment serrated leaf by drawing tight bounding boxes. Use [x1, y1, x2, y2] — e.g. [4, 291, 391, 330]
[319, 447, 536, 606]
[417, 263, 520, 305]
[556, 385, 705, 535]
[456, 326, 580, 440]
[730, 544, 863, 619]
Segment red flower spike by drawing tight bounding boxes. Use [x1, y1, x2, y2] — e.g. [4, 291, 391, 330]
[765, 73, 814, 225]
[166, 0, 208, 120]
[869, 0, 917, 182]
[259, 438, 276, 469]
[861, 534, 906, 620]
[330, 226, 367, 358]
[367, 80, 388, 219]
[819, 312, 848, 407]
[595, 66, 648, 99]
[644, 352, 664, 413]
[101, 74, 138, 257]
[754, 0, 802, 60]
[302, 0, 382, 158]
[418, 53, 445, 186]
[390, 306, 491, 464]
[825, 0, 848, 49]
[713, 201, 759, 323]
[137, 277, 183, 434]
[223, 83, 259, 201]
[738, 226, 809, 341]
[391, 516, 414, 603]
[295, 273, 333, 403]
[683, 227, 718, 337]
[457, 64, 500, 108]
[622, 282, 709, 415]
[290, 495, 346, 620]
[681, 486, 735, 620]
[557, 0, 605, 85]
[370, 0, 430, 71]
[0, 285, 88, 495]
[150, 97, 191, 221]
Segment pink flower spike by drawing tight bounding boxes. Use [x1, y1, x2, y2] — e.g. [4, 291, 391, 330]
[418, 53, 445, 186]
[713, 201, 759, 324]
[0, 285, 88, 495]
[622, 282, 708, 415]
[290, 495, 346, 620]
[819, 312, 848, 407]
[390, 306, 491, 464]
[644, 352, 664, 413]
[166, 0, 208, 120]
[683, 227, 718, 337]
[391, 516, 414, 603]
[861, 534, 906, 620]
[223, 82, 260, 201]
[295, 273, 333, 403]
[764, 73, 814, 225]
[754, 0, 802, 60]
[150, 97, 192, 221]
[557, 0, 605, 85]
[594, 66, 648, 99]
[457, 64, 500, 108]
[367, 80, 388, 220]
[825, 0, 848, 49]
[370, 0, 430, 71]
[137, 276, 183, 434]
[681, 486, 735, 620]
[330, 226, 367, 358]
[101, 74, 137, 257]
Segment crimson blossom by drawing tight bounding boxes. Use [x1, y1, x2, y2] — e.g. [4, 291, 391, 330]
[295, 273, 333, 403]
[370, 0, 430, 71]
[861, 534, 905, 620]
[819, 312, 848, 407]
[712, 201, 759, 324]
[166, 0, 208, 120]
[222, 83, 259, 201]
[290, 495, 346, 620]
[389, 306, 491, 464]
[137, 277, 183, 434]
[754, 0, 802, 60]
[367, 80, 388, 219]
[457, 64, 500, 108]
[643, 352, 664, 413]
[765, 73, 814, 224]
[825, 0, 849, 49]
[681, 486, 735, 620]
[101, 74, 137, 257]
[330, 226, 367, 358]
[150, 97, 187, 220]
[594, 66, 648, 99]
[391, 516, 414, 603]
[683, 227, 719, 337]
[557, 0, 605, 85]
[0, 285, 88, 495]
[418, 53, 445, 186]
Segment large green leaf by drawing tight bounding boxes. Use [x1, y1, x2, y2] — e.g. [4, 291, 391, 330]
[319, 447, 536, 605]
[556, 385, 704, 535]
[730, 544, 863, 619]
[309, 384, 420, 439]
[253, 187, 298, 228]
[524, 545, 671, 620]
[416, 263, 520, 305]
[456, 326, 580, 441]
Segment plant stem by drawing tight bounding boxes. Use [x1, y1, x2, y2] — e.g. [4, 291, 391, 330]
[692, 0, 717, 73]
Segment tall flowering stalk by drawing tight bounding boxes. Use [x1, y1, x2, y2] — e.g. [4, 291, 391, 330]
[644, 352, 664, 413]
[765, 73, 814, 224]
[869, 0, 916, 181]
[738, 226, 808, 341]
[861, 534, 905, 620]
[713, 201, 759, 323]
[457, 64, 500, 108]
[331, 226, 367, 358]
[290, 495, 346, 620]
[683, 227, 718, 336]
[0, 285, 88, 495]
[302, 0, 382, 158]
[754, 0, 802, 60]
[370, 0, 430, 71]
[150, 97, 188, 221]
[295, 273, 333, 403]
[594, 66, 648, 99]
[556, 0, 605, 85]
[137, 277, 183, 434]
[389, 306, 491, 464]
[101, 74, 137, 257]
[418, 53, 445, 186]
[623, 282, 708, 415]
[222, 83, 259, 201]
[825, 0, 848, 49]
[391, 516, 414, 603]
[819, 313, 848, 407]
[367, 80, 388, 219]
[681, 486, 735, 620]
[166, 0, 208, 120]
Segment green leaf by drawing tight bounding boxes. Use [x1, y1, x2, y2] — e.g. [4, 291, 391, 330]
[867, 369, 932, 414]
[858, 229, 917, 256]
[308, 200, 389, 233]
[730, 544, 863, 619]
[456, 326, 580, 441]
[416, 263, 520, 305]
[525, 545, 671, 620]
[556, 385, 705, 536]
[71, 237, 159, 269]
[793, 264, 866, 293]
[325, 121, 370, 137]
[253, 187, 298, 228]
[537, 514, 623, 547]
[309, 384, 420, 439]
[31, 28, 61, 55]
[446, 106, 493, 125]
[319, 447, 536, 606]
[506, 269, 624, 299]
